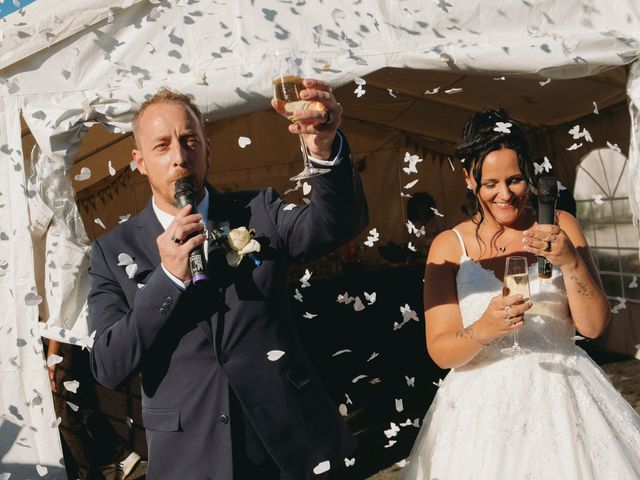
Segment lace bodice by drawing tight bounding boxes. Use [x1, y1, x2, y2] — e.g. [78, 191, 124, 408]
[452, 229, 575, 366]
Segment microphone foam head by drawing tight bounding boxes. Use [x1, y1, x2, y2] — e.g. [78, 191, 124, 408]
[538, 175, 558, 204]
[174, 177, 195, 205]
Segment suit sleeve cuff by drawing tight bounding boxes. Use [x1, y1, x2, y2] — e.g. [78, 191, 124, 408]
[308, 131, 344, 167]
[161, 264, 191, 290]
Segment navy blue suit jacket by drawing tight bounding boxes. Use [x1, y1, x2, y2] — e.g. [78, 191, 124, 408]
[88, 139, 368, 479]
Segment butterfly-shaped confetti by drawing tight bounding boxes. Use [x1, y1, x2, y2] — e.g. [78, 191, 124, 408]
[293, 288, 303, 302]
[591, 194, 604, 205]
[566, 143, 583, 151]
[493, 122, 512, 133]
[607, 141, 621, 153]
[337, 292, 354, 304]
[384, 422, 400, 438]
[407, 241, 416, 252]
[367, 352, 379, 362]
[364, 228, 380, 247]
[400, 303, 419, 322]
[300, 269, 312, 288]
[354, 84, 366, 98]
[302, 312, 317, 319]
[344, 457, 356, 467]
[364, 291, 376, 305]
[402, 152, 423, 175]
[628, 275, 638, 289]
[405, 375, 415, 387]
[533, 156, 553, 175]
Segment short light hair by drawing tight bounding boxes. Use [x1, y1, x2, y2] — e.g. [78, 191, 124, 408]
[132, 88, 206, 145]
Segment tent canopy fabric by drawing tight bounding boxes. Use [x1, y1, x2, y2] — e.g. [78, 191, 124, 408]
[1, 0, 640, 475]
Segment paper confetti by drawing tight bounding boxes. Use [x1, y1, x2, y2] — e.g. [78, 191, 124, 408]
[63, 380, 80, 393]
[494, 122, 512, 133]
[313, 460, 331, 475]
[533, 156, 552, 175]
[74, 167, 91, 181]
[300, 269, 312, 288]
[238, 136, 251, 148]
[267, 350, 285, 361]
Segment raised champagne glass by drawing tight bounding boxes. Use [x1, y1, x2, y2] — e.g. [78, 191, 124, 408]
[272, 53, 330, 181]
[500, 256, 531, 356]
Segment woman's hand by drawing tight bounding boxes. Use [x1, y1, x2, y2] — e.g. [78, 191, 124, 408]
[523, 222, 580, 271]
[474, 293, 532, 344]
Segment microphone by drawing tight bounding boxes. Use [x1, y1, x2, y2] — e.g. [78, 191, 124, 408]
[537, 175, 558, 279]
[173, 177, 208, 284]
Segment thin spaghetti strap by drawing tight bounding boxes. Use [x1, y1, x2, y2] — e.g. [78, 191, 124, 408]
[451, 228, 469, 259]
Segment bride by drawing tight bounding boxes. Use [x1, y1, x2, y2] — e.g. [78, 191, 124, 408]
[402, 107, 640, 479]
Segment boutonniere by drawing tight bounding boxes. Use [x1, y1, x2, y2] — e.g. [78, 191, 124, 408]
[210, 226, 262, 268]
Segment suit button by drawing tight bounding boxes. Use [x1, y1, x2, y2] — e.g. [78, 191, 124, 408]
[219, 353, 229, 364]
[219, 414, 229, 424]
[165, 296, 173, 304]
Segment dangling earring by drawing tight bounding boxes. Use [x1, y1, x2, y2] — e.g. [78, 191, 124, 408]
[466, 184, 473, 190]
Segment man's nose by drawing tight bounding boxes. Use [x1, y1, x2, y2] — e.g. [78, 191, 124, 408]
[171, 143, 187, 166]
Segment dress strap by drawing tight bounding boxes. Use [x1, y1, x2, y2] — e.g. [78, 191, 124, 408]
[451, 228, 469, 259]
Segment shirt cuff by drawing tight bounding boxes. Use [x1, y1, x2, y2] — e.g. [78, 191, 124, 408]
[161, 264, 191, 291]
[308, 131, 344, 167]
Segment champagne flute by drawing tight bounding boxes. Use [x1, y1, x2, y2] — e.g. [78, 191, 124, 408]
[271, 52, 330, 181]
[500, 256, 531, 356]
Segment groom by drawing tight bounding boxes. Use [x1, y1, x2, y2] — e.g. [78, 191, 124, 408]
[88, 82, 368, 479]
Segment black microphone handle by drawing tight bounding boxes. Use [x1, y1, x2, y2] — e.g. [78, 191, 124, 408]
[537, 204, 555, 279]
[174, 193, 209, 284]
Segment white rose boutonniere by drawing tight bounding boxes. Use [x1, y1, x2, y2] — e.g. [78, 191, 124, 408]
[224, 227, 262, 267]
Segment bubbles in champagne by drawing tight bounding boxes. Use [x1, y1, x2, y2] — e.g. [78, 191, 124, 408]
[272, 74, 324, 120]
[504, 273, 531, 302]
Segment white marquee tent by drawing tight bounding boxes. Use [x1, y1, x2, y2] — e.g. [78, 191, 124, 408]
[1, 0, 640, 477]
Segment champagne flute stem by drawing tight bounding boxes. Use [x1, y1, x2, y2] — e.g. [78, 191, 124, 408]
[513, 331, 520, 350]
[297, 131, 311, 169]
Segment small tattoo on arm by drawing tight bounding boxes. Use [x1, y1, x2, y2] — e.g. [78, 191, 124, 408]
[456, 326, 477, 340]
[569, 275, 594, 298]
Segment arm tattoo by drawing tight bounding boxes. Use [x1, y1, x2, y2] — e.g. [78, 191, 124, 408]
[456, 326, 477, 341]
[569, 275, 594, 298]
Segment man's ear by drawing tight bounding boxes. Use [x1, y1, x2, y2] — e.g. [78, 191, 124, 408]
[132, 149, 147, 176]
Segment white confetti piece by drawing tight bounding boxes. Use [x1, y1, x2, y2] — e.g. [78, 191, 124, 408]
[400, 303, 419, 322]
[354, 84, 366, 97]
[94, 218, 106, 229]
[384, 422, 400, 438]
[352, 374, 368, 383]
[396, 459, 409, 467]
[194, 71, 207, 85]
[283, 203, 297, 211]
[36, 465, 48, 477]
[338, 403, 348, 416]
[424, 87, 440, 95]
[364, 291, 376, 305]
[125, 263, 138, 279]
[539, 78, 551, 86]
[313, 460, 331, 475]
[108, 160, 116, 176]
[302, 182, 312, 196]
[387, 88, 397, 98]
[52, 417, 62, 428]
[118, 214, 131, 224]
[406, 220, 425, 237]
[294, 288, 303, 302]
[592, 194, 604, 205]
[447, 156, 455, 171]
[404, 179, 419, 189]
[354, 77, 366, 86]
[395, 398, 404, 412]
[267, 350, 285, 361]
[593, 101, 599, 115]
[238, 136, 251, 148]
[566, 143, 583, 151]
[493, 76, 506, 80]
[407, 241, 416, 252]
[405, 375, 415, 387]
[628, 275, 638, 288]
[402, 152, 423, 175]
[433, 378, 444, 387]
[344, 457, 355, 467]
[607, 141, 621, 153]
[493, 122, 512, 133]
[74, 167, 91, 181]
[345, 393, 353, 404]
[332, 349, 352, 357]
[66, 401, 80, 412]
[444, 87, 462, 94]
[300, 269, 312, 288]
[302, 312, 317, 319]
[353, 296, 365, 311]
[25, 292, 43, 306]
[430, 207, 444, 217]
[364, 228, 379, 247]
[367, 352, 379, 362]
[63, 380, 79, 393]
[125, 416, 134, 428]
[369, 377, 382, 384]
[533, 156, 552, 175]
[117, 253, 134, 266]
[337, 292, 354, 304]
[47, 354, 63, 367]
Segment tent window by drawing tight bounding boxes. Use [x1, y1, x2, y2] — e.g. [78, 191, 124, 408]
[574, 148, 640, 304]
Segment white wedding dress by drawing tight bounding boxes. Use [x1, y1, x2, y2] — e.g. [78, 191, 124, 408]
[403, 229, 640, 480]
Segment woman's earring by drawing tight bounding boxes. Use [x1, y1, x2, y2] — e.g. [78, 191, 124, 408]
[466, 184, 472, 190]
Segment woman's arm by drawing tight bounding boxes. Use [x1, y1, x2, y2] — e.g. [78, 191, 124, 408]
[425, 231, 530, 369]
[524, 210, 609, 338]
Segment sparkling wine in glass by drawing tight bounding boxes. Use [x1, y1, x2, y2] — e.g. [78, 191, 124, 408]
[500, 256, 531, 356]
[272, 54, 330, 181]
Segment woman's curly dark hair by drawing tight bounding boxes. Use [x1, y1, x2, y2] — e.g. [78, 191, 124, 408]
[454, 107, 536, 250]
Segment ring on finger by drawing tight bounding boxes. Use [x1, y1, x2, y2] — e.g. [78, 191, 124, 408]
[170, 233, 182, 245]
[322, 110, 333, 125]
[504, 306, 511, 321]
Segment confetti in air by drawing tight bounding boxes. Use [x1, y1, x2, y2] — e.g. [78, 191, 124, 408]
[300, 269, 312, 288]
[424, 87, 440, 95]
[444, 87, 463, 94]
[591, 194, 604, 205]
[607, 141, 621, 153]
[108, 160, 116, 176]
[403, 152, 423, 175]
[539, 78, 551, 86]
[493, 122, 512, 133]
[74, 167, 91, 181]
[344, 457, 356, 467]
[430, 207, 444, 217]
[238, 136, 251, 148]
[266, 350, 285, 361]
[533, 156, 553, 175]
[94, 218, 106, 229]
[364, 291, 376, 305]
[313, 460, 331, 475]
[364, 228, 380, 247]
[629, 276, 638, 289]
